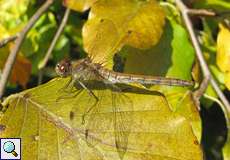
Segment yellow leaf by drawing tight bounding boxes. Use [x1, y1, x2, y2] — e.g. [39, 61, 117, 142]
[225, 72, 230, 90]
[217, 23, 230, 73]
[0, 0, 29, 27]
[0, 78, 203, 159]
[0, 24, 10, 40]
[175, 91, 201, 141]
[83, 0, 165, 66]
[83, 18, 121, 66]
[63, 0, 98, 12]
[217, 23, 230, 90]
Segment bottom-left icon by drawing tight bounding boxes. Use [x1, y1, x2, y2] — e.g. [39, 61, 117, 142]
[0, 138, 21, 160]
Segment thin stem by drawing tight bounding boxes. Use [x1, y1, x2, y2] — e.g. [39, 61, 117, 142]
[175, 0, 230, 114]
[0, 35, 18, 48]
[187, 9, 216, 17]
[0, 0, 54, 99]
[39, 8, 71, 70]
[193, 77, 210, 110]
[187, 8, 230, 17]
[194, 77, 210, 99]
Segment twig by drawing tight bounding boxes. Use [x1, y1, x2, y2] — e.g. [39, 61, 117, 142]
[187, 9, 216, 17]
[175, 0, 211, 95]
[175, 0, 230, 115]
[0, 35, 18, 48]
[187, 8, 230, 17]
[0, 0, 54, 100]
[193, 77, 210, 110]
[38, 8, 71, 70]
[196, 77, 210, 99]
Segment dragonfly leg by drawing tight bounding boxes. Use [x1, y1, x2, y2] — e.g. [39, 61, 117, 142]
[77, 80, 99, 124]
[78, 80, 99, 101]
[57, 77, 75, 93]
[56, 78, 79, 102]
[56, 89, 82, 102]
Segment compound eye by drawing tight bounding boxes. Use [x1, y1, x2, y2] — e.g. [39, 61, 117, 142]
[60, 65, 66, 73]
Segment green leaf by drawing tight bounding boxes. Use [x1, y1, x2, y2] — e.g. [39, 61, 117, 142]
[224, 131, 230, 160]
[0, 78, 203, 159]
[20, 12, 70, 74]
[193, 0, 230, 11]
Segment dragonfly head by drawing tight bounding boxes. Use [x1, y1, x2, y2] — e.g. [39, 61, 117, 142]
[56, 59, 72, 77]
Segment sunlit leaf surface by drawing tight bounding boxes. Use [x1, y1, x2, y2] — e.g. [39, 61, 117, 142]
[119, 18, 195, 99]
[63, 0, 98, 12]
[0, 78, 202, 160]
[217, 23, 230, 90]
[193, 0, 230, 11]
[117, 18, 200, 140]
[0, 0, 29, 39]
[82, 0, 165, 66]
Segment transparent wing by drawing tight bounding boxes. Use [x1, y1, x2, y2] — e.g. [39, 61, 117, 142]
[111, 88, 133, 159]
[57, 68, 133, 159]
[68, 80, 133, 159]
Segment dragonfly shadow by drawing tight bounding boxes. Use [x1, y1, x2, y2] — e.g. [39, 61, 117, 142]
[74, 80, 165, 97]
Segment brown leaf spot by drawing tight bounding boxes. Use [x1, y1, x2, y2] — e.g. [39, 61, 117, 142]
[69, 111, 74, 120]
[85, 129, 89, 140]
[127, 30, 132, 34]
[194, 140, 199, 145]
[0, 124, 6, 132]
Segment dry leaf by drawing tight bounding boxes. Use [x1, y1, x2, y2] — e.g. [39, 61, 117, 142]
[0, 44, 31, 88]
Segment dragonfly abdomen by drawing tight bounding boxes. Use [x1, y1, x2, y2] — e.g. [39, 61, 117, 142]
[119, 75, 193, 86]
[98, 67, 194, 87]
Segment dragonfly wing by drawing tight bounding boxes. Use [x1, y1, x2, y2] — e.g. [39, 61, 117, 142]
[79, 82, 133, 159]
[111, 89, 133, 160]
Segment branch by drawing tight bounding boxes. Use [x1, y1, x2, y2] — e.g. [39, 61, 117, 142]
[175, 0, 230, 115]
[187, 8, 230, 17]
[187, 9, 216, 17]
[0, 35, 18, 48]
[0, 0, 54, 99]
[38, 8, 71, 70]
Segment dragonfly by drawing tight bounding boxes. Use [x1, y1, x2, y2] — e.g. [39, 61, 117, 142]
[55, 57, 193, 91]
[55, 57, 194, 159]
